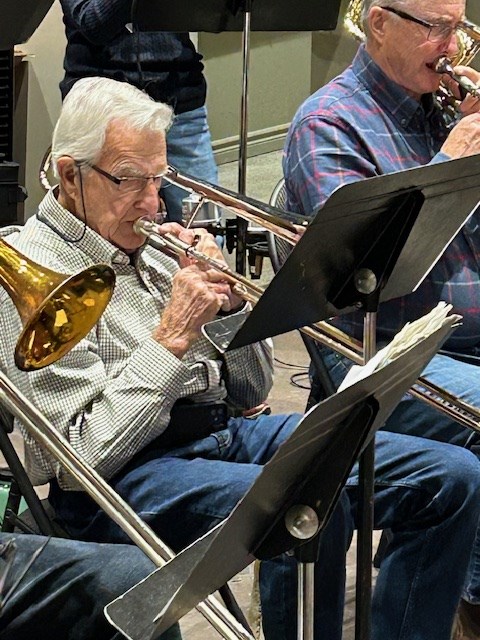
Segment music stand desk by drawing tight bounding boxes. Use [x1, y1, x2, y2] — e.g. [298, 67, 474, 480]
[212, 154, 480, 350]
[134, 0, 342, 32]
[1, 0, 53, 48]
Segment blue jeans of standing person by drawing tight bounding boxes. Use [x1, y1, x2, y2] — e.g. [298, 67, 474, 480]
[162, 105, 218, 223]
[318, 347, 480, 607]
[49, 413, 480, 640]
[0, 532, 180, 640]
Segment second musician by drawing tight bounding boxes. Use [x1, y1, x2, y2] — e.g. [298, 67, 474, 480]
[284, 0, 480, 635]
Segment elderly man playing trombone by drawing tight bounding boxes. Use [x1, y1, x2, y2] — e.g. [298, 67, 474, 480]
[2, 76, 480, 640]
[284, 0, 480, 636]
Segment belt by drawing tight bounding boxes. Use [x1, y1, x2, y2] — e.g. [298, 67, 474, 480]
[155, 400, 230, 449]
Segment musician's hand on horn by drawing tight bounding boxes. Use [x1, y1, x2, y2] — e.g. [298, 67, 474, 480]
[443, 65, 480, 115]
[158, 221, 193, 239]
[203, 268, 244, 313]
[190, 228, 225, 262]
[441, 112, 480, 158]
[179, 228, 244, 312]
[153, 264, 234, 357]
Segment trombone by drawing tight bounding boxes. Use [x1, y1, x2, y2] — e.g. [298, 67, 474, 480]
[0, 238, 253, 640]
[37, 157, 480, 432]
[135, 182, 480, 435]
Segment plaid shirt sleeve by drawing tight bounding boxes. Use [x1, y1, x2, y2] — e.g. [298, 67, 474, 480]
[284, 113, 381, 216]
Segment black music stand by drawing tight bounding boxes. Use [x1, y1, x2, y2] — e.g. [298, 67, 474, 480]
[201, 153, 480, 639]
[1, 1, 54, 48]
[134, 1, 341, 32]
[205, 155, 480, 350]
[133, 0, 342, 274]
[105, 319, 457, 640]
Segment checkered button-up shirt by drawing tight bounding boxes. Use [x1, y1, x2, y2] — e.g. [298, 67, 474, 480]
[284, 44, 480, 352]
[1, 189, 274, 488]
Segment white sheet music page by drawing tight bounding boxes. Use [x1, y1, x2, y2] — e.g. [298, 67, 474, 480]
[338, 302, 462, 392]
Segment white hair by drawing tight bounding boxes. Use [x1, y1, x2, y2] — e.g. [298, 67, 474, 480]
[362, 0, 411, 32]
[51, 77, 174, 177]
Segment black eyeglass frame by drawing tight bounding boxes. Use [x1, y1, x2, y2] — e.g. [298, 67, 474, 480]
[76, 161, 166, 192]
[381, 6, 465, 42]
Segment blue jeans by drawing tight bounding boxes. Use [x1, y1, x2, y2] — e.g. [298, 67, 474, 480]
[319, 347, 480, 605]
[49, 413, 480, 640]
[162, 105, 218, 223]
[0, 533, 180, 640]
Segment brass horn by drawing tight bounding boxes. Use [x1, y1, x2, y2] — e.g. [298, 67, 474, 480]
[344, 0, 480, 122]
[0, 238, 115, 371]
[164, 165, 308, 242]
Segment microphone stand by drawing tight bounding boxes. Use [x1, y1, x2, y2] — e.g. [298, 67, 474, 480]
[235, 0, 252, 275]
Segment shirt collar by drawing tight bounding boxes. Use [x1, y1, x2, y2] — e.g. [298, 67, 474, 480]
[37, 187, 132, 267]
[353, 44, 435, 127]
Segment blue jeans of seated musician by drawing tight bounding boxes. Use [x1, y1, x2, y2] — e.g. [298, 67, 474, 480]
[49, 413, 480, 640]
[162, 105, 218, 223]
[0, 532, 180, 640]
[319, 347, 480, 606]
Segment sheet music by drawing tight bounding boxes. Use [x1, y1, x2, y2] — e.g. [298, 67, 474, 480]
[338, 302, 461, 391]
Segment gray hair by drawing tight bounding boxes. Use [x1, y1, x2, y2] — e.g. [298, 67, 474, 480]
[51, 76, 174, 176]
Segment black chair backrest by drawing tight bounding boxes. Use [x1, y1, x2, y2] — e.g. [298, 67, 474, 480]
[267, 178, 336, 404]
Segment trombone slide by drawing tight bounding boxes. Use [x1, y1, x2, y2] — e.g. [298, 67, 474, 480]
[0, 372, 253, 640]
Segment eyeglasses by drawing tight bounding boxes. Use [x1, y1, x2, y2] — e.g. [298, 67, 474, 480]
[79, 161, 166, 193]
[381, 6, 464, 43]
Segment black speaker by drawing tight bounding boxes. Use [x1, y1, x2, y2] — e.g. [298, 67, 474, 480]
[0, 161, 27, 225]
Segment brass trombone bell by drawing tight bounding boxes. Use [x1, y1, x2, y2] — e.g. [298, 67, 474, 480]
[0, 238, 115, 371]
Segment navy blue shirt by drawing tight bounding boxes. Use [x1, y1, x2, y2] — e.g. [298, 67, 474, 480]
[60, 0, 206, 114]
[284, 45, 480, 352]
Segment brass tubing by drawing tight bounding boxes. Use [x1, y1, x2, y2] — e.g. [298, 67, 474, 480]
[433, 56, 480, 99]
[0, 239, 115, 371]
[0, 373, 252, 639]
[135, 218, 480, 434]
[164, 166, 308, 244]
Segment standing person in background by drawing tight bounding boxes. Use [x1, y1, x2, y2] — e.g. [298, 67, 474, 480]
[59, 0, 218, 223]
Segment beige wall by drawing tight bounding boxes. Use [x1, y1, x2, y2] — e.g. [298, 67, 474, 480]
[199, 31, 312, 164]
[13, 0, 480, 213]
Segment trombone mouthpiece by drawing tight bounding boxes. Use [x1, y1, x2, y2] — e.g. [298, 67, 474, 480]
[431, 56, 454, 75]
[430, 56, 480, 99]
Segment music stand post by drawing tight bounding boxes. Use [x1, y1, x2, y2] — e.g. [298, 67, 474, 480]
[134, 0, 342, 274]
[235, 0, 251, 274]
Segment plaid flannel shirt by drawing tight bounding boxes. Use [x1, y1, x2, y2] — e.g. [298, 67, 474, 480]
[284, 44, 480, 351]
